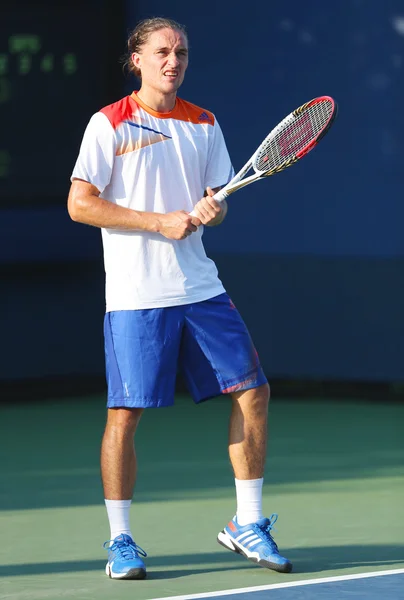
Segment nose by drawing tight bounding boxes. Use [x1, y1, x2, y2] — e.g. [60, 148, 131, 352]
[167, 53, 180, 67]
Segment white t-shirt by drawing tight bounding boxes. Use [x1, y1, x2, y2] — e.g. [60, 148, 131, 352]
[71, 92, 234, 311]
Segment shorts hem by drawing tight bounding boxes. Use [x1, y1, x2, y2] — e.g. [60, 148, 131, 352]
[220, 372, 268, 396]
[107, 397, 173, 408]
[193, 372, 268, 404]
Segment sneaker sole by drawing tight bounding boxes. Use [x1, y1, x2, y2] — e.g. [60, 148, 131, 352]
[217, 530, 293, 574]
[106, 563, 147, 580]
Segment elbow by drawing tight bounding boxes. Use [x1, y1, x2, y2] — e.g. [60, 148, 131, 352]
[67, 196, 85, 223]
[68, 180, 100, 223]
[67, 202, 80, 223]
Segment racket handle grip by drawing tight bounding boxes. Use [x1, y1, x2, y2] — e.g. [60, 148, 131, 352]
[189, 187, 229, 218]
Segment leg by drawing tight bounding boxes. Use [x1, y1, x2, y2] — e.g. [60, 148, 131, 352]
[219, 383, 292, 572]
[228, 383, 269, 527]
[102, 407, 147, 580]
[102, 308, 183, 580]
[101, 407, 143, 500]
[178, 296, 291, 572]
[228, 383, 270, 480]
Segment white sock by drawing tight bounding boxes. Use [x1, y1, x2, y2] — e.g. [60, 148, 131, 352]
[235, 478, 263, 526]
[105, 499, 133, 541]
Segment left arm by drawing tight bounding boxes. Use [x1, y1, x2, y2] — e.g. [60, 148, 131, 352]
[191, 186, 228, 227]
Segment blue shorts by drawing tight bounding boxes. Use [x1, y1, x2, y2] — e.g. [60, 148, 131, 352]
[104, 293, 267, 408]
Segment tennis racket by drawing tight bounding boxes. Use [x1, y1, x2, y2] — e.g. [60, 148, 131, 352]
[190, 95, 337, 216]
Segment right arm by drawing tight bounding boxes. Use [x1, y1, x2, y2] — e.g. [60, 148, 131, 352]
[67, 179, 199, 240]
[68, 179, 161, 232]
[68, 111, 200, 240]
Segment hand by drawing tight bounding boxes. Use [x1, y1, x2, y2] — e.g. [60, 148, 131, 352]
[157, 210, 201, 240]
[192, 187, 227, 226]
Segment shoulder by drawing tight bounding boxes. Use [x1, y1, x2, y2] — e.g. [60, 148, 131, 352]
[174, 97, 215, 126]
[99, 96, 137, 130]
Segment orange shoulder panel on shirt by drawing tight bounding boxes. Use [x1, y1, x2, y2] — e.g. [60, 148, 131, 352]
[173, 98, 215, 125]
[100, 96, 139, 130]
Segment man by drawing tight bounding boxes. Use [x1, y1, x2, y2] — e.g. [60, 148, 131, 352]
[68, 17, 292, 580]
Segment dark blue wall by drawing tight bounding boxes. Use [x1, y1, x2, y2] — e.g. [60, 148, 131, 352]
[1, 0, 403, 382]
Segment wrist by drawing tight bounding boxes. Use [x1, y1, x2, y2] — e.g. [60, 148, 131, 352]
[133, 211, 163, 233]
[152, 213, 163, 233]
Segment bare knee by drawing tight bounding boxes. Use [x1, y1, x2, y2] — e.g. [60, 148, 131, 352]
[231, 383, 270, 416]
[105, 407, 144, 436]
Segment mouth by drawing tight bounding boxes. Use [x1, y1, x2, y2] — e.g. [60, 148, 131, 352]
[163, 70, 179, 80]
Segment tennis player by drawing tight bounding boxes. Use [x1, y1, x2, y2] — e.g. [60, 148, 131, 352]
[68, 17, 292, 579]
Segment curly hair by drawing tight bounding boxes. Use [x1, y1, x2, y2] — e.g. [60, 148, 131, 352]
[124, 17, 188, 79]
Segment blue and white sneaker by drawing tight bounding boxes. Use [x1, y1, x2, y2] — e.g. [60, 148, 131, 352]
[103, 534, 147, 579]
[217, 514, 292, 573]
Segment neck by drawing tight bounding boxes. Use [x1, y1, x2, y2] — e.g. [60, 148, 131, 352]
[137, 86, 177, 113]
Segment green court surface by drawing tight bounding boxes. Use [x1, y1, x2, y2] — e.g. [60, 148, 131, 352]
[0, 395, 403, 600]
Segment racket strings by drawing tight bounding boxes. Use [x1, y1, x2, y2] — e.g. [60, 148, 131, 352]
[255, 100, 333, 173]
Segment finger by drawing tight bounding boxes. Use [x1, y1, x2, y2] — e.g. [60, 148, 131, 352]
[194, 204, 211, 223]
[184, 223, 197, 234]
[183, 216, 199, 232]
[206, 186, 215, 197]
[190, 216, 202, 227]
[199, 200, 218, 219]
[191, 206, 205, 222]
[204, 196, 222, 212]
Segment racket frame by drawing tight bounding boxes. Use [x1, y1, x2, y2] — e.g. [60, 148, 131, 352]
[212, 95, 338, 204]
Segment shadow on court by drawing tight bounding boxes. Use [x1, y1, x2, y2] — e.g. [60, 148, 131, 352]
[1, 545, 404, 578]
[0, 397, 403, 511]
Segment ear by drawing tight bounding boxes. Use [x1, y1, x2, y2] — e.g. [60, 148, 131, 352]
[132, 52, 141, 70]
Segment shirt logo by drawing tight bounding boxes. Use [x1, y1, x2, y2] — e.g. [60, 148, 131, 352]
[198, 111, 213, 124]
[124, 120, 172, 139]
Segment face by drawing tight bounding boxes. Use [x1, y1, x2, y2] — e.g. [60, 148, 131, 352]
[132, 28, 189, 95]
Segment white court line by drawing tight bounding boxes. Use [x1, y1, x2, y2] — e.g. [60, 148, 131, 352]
[150, 568, 404, 600]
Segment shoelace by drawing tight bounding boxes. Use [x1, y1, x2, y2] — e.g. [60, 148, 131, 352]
[254, 513, 279, 552]
[103, 535, 147, 560]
